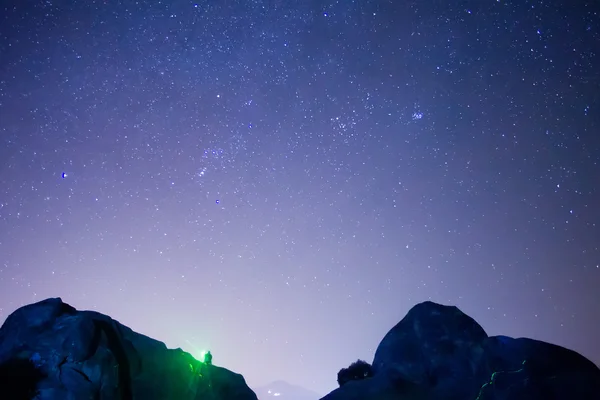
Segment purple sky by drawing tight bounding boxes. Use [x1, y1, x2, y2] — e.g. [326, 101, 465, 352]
[1, 0, 599, 395]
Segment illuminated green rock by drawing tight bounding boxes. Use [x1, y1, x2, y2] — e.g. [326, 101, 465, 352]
[0, 298, 257, 400]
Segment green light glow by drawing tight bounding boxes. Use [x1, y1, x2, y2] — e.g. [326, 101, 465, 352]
[184, 339, 208, 362]
[475, 360, 527, 400]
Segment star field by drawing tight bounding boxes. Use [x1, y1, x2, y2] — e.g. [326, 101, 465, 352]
[1, 0, 599, 395]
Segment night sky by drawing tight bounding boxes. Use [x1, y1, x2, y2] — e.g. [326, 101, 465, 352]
[1, 0, 599, 396]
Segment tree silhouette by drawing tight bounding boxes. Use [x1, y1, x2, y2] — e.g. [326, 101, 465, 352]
[337, 359, 374, 387]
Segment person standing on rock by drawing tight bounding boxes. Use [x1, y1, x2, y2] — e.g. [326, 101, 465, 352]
[204, 351, 212, 365]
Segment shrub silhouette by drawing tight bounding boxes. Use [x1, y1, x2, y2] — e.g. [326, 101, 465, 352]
[337, 359, 374, 387]
[0, 357, 46, 400]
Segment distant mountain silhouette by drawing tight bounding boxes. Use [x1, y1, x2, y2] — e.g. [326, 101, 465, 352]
[254, 380, 321, 400]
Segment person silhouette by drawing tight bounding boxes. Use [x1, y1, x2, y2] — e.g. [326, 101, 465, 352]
[204, 351, 213, 365]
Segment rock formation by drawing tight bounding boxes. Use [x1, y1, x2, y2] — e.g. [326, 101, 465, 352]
[321, 301, 600, 400]
[1, 298, 598, 400]
[0, 297, 257, 400]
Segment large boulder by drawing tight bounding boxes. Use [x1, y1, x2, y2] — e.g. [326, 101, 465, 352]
[478, 335, 600, 400]
[0, 297, 258, 400]
[322, 301, 600, 400]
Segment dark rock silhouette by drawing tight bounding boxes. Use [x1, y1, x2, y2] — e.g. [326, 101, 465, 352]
[0, 356, 47, 399]
[2, 298, 597, 400]
[0, 298, 257, 400]
[336, 359, 373, 387]
[322, 301, 600, 400]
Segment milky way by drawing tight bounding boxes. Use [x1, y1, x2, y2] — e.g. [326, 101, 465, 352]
[1, 0, 599, 395]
